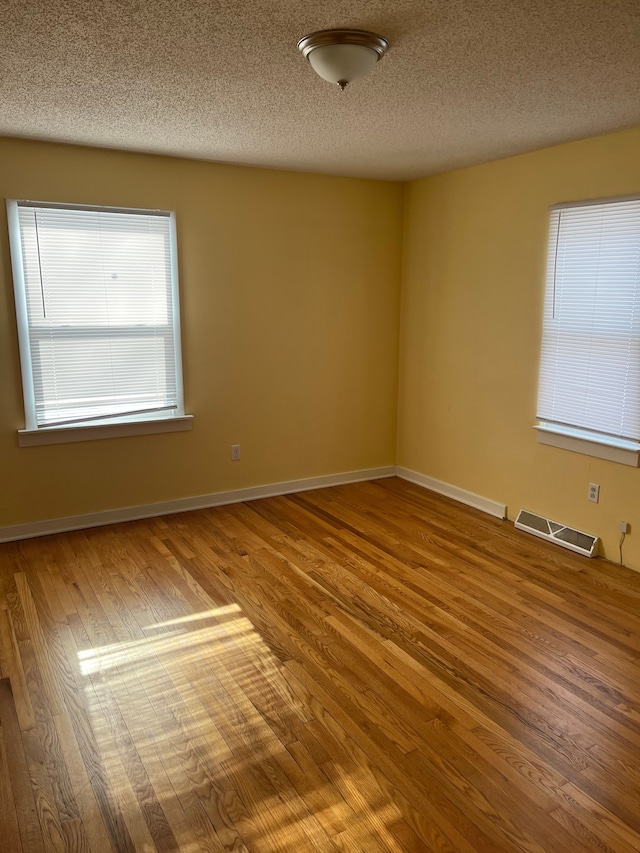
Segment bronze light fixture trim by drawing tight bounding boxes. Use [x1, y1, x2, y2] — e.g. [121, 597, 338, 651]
[297, 29, 389, 91]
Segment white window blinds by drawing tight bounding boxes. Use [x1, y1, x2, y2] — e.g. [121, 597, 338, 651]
[537, 197, 640, 444]
[7, 201, 184, 430]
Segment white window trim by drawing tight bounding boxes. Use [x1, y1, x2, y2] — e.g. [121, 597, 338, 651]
[7, 199, 192, 444]
[535, 193, 640, 468]
[534, 422, 639, 467]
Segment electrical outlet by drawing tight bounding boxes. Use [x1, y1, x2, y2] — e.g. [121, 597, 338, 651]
[619, 521, 630, 534]
[588, 483, 600, 503]
[231, 444, 241, 461]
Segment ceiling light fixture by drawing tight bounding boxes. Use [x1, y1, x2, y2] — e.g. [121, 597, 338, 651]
[297, 29, 389, 91]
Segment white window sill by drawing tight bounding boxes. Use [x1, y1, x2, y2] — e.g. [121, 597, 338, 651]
[18, 414, 193, 447]
[534, 423, 639, 467]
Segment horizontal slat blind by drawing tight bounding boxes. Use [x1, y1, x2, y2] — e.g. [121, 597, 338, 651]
[537, 198, 640, 442]
[15, 204, 179, 427]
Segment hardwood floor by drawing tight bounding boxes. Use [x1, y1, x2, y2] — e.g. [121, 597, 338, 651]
[1, 477, 640, 852]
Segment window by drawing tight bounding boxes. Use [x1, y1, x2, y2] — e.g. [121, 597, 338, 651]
[7, 200, 191, 446]
[536, 196, 640, 465]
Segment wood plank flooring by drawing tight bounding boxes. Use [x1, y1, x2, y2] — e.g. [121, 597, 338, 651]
[1, 477, 640, 852]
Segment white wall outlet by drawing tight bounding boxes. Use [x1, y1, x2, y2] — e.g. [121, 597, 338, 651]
[619, 521, 630, 534]
[588, 483, 600, 503]
[231, 444, 241, 461]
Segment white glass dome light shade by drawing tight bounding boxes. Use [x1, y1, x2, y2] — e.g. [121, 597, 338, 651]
[308, 43, 380, 87]
[298, 30, 389, 90]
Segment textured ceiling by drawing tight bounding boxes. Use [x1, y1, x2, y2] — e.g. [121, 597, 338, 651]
[1, 0, 639, 180]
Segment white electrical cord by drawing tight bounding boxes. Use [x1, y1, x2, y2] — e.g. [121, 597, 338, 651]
[619, 532, 626, 565]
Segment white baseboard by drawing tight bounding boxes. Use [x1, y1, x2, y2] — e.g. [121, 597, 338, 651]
[396, 467, 507, 519]
[0, 466, 396, 543]
[0, 465, 505, 543]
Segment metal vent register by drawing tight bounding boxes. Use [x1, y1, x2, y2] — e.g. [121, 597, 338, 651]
[515, 510, 599, 558]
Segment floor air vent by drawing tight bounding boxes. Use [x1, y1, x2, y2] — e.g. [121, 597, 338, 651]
[515, 509, 599, 557]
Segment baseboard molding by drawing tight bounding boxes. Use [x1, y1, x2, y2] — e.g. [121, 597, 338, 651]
[0, 466, 396, 543]
[0, 465, 505, 543]
[396, 467, 507, 519]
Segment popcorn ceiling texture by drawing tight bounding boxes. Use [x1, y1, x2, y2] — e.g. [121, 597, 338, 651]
[1, 0, 639, 180]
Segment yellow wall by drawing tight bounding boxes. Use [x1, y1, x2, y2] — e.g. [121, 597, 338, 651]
[4, 128, 640, 570]
[398, 127, 640, 568]
[0, 138, 404, 525]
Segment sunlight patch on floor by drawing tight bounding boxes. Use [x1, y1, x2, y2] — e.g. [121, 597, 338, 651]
[76, 601, 396, 852]
[77, 605, 257, 677]
[77, 603, 312, 849]
[144, 603, 241, 630]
